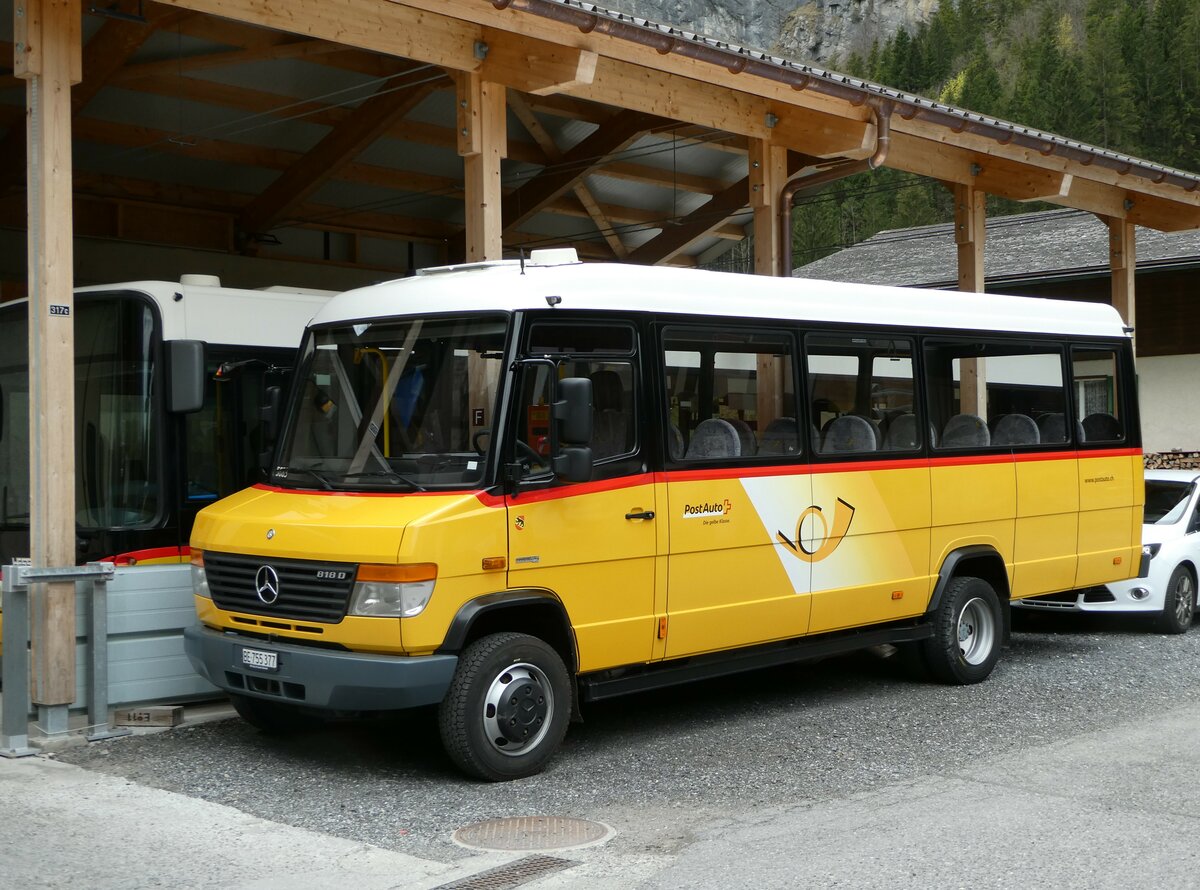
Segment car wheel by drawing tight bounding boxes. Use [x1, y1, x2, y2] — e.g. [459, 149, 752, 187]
[921, 576, 1002, 685]
[438, 632, 572, 781]
[1155, 565, 1195, 635]
[230, 693, 322, 734]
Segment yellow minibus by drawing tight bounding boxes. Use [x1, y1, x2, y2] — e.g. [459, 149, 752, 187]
[185, 249, 1142, 780]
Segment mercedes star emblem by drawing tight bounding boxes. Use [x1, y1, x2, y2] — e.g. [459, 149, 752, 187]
[255, 565, 280, 605]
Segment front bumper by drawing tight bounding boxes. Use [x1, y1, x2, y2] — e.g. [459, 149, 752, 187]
[184, 624, 457, 711]
[1013, 581, 1158, 614]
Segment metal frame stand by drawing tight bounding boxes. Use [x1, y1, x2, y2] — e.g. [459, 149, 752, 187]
[1, 561, 129, 756]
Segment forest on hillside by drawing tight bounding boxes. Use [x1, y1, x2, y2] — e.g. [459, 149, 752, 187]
[743, 0, 1200, 271]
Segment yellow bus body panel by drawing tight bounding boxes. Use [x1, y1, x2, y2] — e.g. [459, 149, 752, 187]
[1076, 452, 1143, 587]
[506, 479, 657, 672]
[665, 470, 811, 658]
[809, 464, 932, 634]
[1013, 455, 1080, 597]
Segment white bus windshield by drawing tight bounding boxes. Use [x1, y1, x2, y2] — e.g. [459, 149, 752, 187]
[0, 295, 160, 529]
[274, 315, 508, 491]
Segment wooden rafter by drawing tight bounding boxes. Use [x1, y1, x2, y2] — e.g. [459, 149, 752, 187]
[509, 91, 625, 258]
[0, 5, 192, 191]
[503, 109, 667, 232]
[625, 175, 753, 265]
[237, 71, 445, 236]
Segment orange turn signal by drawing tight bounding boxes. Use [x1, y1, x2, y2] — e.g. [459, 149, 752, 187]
[1113, 556, 1123, 565]
[891, 590, 904, 600]
[481, 557, 506, 571]
[190, 549, 204, 567]
[357, 563, 437, 583]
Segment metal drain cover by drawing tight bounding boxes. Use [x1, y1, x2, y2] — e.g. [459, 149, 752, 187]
[453, 816, 613, 852]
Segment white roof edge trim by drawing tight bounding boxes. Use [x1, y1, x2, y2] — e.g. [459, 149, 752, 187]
[314, 263, 1130, 341]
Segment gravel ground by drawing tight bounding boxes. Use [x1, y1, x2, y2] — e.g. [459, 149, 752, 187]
[58, 611, 1200, 866]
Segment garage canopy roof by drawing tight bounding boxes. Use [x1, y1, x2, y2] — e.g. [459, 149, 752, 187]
[4, 0, 1199, 277]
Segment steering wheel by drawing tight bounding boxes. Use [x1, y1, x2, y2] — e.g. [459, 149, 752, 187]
[472, 429, 542, 469]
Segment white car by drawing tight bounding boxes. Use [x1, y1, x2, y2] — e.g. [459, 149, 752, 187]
[1014, 469, 1200, 633]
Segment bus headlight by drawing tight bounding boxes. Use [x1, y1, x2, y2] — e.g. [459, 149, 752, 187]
[190, 550, 211, 599]
[349, 564, 437, 617]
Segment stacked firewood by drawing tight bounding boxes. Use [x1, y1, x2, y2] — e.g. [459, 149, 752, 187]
[1145, 452, 1200, 469]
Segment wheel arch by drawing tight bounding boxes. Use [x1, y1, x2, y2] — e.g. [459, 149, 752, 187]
[927, 545, 1011, 617]
[437, 589, 578, 675]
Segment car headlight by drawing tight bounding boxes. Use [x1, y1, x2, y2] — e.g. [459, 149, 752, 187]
[190, 549, 210, 599]
[349, 563, 437, 617]
[1143, 543, 1161, 560]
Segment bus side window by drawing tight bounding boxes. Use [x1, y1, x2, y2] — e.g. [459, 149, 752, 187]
[662, 327, 799, 461]
[805, 334, 919, 455]
[924, 340, 1068, 450]
[1072, 347, 1124, 444]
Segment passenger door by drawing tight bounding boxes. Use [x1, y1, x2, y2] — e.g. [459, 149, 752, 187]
[661, 325, 811, 658]
[504, 319, 660, 673]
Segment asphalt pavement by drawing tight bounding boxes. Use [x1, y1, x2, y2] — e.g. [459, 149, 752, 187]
[4, 612, 1200, 888]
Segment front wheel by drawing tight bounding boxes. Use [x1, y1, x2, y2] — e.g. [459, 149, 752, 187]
[922, 576, 1002, 684]
[1156, 565, 1195, 635]
[438, 632, 572, 781]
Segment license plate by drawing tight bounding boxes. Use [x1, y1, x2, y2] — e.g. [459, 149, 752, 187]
[241, 647, 278, 672]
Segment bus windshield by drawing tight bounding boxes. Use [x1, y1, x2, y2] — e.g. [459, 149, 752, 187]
[0, 294, 160, 530]
[273, 314, 508, 491]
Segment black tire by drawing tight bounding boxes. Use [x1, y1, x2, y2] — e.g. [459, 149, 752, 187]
[230, 694, 322, 734]
[921, 576, 1002, 685]
[1156, 564, 1195, 635]
[438, 632, 572, 781]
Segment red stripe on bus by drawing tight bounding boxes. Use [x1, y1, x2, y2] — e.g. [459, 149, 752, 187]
[107, 545, 190, 566]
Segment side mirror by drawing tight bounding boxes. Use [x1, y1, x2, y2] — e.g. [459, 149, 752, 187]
[551, 377, 592, 482]
[554, 377, 593, 444]
[167, 340, 205, 414]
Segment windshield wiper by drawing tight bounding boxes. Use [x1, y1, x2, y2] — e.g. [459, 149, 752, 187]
[274, 466, 334, 490]
[342, 470, 426, 492]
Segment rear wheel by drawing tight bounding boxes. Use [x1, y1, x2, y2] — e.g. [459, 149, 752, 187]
[922, 576, 1002, 684]
[1156, 565, 1195, 635]
[229, 694, 322, 734]
[438, 632, 571, 781]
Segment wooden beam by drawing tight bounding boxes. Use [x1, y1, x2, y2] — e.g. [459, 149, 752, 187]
[1, 4, 186, 190]
[750, 138, 787, 276]
[625, 175, 751, 266]
[1103, 216, 1137, 335]
[238, 72, 442, 236]
[482, 35, 597, 96]
[19, 0, 82, 715]
[503, 109, 665, 232]
[455, 71, 505, 261]
[954, 182, 986, 293]
[954, 182, 988, 418]
[510, 91, 623, 258]
[155, 0, 482, 71]
[111, 38, 347, 83]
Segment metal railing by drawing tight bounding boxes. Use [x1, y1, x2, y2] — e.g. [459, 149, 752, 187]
[1, 561, 131, 757]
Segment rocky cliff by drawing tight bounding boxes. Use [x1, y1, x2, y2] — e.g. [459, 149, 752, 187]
[609, 0, 940, 67]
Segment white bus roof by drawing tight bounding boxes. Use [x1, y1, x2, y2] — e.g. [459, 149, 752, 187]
[70, 279, 337, 347]
[315, 255, 1129, 341]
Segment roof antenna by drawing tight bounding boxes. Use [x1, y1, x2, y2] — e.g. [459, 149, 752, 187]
[519, 248, 527, 275]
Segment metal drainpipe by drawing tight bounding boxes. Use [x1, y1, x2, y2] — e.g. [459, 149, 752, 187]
[779, 100, 892, 278]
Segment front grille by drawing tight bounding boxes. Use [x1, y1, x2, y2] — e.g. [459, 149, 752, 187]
[205, 551, 357, 623]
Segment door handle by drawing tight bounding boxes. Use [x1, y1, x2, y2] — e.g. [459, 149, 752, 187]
[625, 510, 655, 521]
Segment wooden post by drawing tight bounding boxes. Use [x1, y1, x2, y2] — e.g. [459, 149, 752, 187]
[954, 182, 987, 418]
[1105, 216, 1136, 353]
[455, 70, 506, 262]
[750, 138, 787, 277]
[16, 0, 82, 722]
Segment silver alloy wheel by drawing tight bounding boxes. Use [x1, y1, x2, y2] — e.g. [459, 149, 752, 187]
[957, 596, 996, 665]
[481, 661, 555, 757]
[1173, 571, 1194, 628]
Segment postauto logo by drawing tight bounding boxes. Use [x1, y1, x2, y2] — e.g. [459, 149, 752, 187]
[682, 498, 732, 519]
